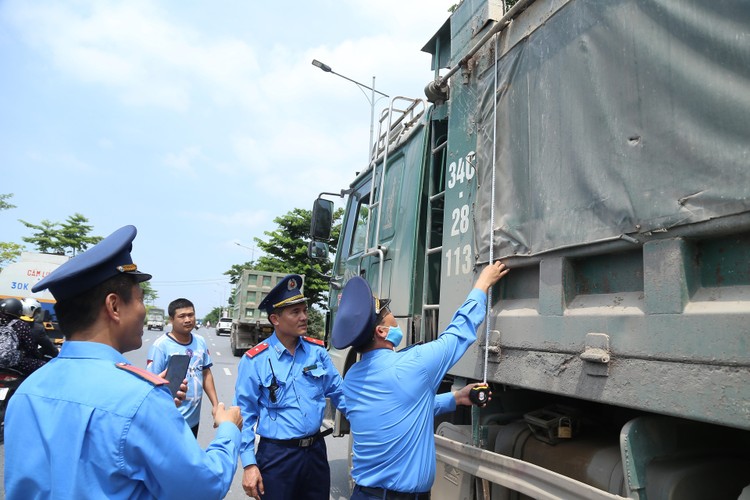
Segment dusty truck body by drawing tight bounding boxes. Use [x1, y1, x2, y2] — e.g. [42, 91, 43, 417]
[230, 270, 292, 357]
[309, 0, 750, 498]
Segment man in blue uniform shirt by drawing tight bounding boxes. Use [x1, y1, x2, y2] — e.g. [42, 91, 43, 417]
[234, 274, 345, 500]
[4, 225, 244, 500]
[332, 261, 509, 499]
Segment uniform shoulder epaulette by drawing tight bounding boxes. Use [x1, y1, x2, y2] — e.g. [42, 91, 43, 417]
[115, 362, 168, 386]
[245, 342, 270, 358]
[302, 336, 324, 347]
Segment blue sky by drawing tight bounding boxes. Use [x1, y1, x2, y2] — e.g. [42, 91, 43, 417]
[0, 0, 452, 317]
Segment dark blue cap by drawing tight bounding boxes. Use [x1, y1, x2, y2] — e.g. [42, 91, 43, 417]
[259, 274, 307, 313]
[31, 225, 151, 301]
[331, 277, 390, 350]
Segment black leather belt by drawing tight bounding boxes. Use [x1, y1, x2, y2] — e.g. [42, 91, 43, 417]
[260, 428, 333, 448]
[354, 484, 430, 500]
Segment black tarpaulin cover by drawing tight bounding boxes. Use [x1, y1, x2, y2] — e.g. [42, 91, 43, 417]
[474, 0, 750, 260]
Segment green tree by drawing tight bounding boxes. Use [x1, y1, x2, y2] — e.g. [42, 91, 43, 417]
[18, 219, 63, 254]
[306, 308, 325, 339]
[19, 213, 102, 256]
[225, 261, 257, 285]
[204, 306, 223, 326]
[0, 194, 23, 271]
[59, 213, 103, 256]
[140, 281, 159, 305]
[0, 242, 24, 272]
[249, 207, 342, 309]
[0, 193, 16, 211]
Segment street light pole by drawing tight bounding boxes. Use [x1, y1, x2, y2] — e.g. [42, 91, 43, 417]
[312, 59, 389, 163]
[234, 242, 257, 261]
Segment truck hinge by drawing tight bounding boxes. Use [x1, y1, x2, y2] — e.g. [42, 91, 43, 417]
[478, 330, 502, 362]
[580, 332, 610, 377]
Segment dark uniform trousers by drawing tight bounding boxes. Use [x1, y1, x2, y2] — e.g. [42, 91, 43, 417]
[256, 436, 330, 500]
[351, 484, 431, 500]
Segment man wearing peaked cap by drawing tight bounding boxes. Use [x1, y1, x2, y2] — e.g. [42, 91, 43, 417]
[330, 276, 391, 351]
[234, 274, 345, 500]
[4, 225, 245, 500]
[333, 262, 509, 499]
[258, 273, 307, 312]
[30, 224, 152, 301]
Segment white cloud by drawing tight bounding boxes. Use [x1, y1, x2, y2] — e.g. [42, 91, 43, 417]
[5, 0, 261, 112]
[163, 146, 204, 176]
[191, 209, 272, 232]
[0, 0, 455, 316]
[27, 150, 95, 173]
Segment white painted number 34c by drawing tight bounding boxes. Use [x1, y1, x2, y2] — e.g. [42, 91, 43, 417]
[447, 152, 476, 189]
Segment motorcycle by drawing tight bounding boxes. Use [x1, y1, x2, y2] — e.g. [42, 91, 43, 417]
[0, 367, 26, 444]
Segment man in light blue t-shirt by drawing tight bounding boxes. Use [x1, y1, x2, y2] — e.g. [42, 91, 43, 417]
[147, 298, 218, 437]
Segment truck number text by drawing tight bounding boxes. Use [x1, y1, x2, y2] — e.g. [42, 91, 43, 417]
[447, 152, 476, 189]
[445, 244, 472, 277]
[445, 152, 476, 277]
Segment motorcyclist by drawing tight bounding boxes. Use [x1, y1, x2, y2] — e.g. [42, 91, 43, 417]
[21, 298, 59, 360]
[0, 298, 50, 375]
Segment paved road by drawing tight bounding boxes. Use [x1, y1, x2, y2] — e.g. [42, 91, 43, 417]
[0, 326, 352, 499]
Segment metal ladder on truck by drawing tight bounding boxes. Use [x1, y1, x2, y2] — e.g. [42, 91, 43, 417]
[359, 96, 426, 298]
[419, 117, 448, 344]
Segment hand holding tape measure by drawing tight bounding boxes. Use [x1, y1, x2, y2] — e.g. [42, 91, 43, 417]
[469, 383, 491, 406]
[455, 382, 492, 407]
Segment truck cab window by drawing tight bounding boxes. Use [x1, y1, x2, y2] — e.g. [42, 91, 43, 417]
[350, 196, 370, 256]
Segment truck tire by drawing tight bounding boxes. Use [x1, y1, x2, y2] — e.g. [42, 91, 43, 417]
[231, 337, 243, 357]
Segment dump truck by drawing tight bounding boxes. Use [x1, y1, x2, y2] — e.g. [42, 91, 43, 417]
[309, 0, 750, 498]
[146, 307, 165, 331]
[230, 270, 297, 357]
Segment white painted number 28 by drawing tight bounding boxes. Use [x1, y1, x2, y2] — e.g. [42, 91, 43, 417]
[450, 204, 470, 236]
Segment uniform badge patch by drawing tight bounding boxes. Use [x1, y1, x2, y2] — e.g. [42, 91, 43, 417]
[246, 342, 270, 358]
[115, 362, 168, 386]
[302, 336, 324, 346]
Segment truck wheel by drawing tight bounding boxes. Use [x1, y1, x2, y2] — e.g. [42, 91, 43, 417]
[231, 338, 242, 357]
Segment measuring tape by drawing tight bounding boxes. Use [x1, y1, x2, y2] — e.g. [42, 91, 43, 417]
[471, 34, 500, 408]
[469, 383, 490, 405]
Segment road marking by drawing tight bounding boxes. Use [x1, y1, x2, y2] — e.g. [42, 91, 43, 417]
[223, 368, 232, 376]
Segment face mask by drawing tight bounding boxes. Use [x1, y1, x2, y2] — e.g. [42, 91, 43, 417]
[385, 325, 403, 348]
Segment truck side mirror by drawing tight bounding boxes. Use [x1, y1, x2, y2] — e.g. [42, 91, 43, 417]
[311, 198, 334, 241]
[308, 241, 329, 260]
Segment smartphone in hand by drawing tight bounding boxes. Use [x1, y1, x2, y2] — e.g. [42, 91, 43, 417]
[165, 354, 190, 397]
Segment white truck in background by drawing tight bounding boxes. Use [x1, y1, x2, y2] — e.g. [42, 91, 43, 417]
[0, 252, 70, 343]
[146, 307, 165, 331]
